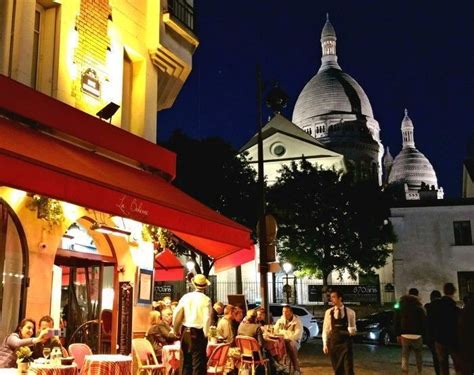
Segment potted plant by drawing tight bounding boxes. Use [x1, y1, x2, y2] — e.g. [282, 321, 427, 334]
[16, 346, 33, 373]
[208, 326, 218, 344]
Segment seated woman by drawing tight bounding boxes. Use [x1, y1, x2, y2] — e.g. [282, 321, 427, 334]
[146, 308, 178, 360]
[32, 315, 64, 359]
[0, 318, 49, 368]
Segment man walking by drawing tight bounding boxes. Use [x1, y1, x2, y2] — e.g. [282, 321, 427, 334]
[173, 274, 212, 375]
[425, 290, 442, 375]
[430, 282, 463, 375]
[395, 288, 426, 375]
[322, 290, 357, 375]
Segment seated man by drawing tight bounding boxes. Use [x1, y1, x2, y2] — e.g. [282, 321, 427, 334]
[146, 308, 178, 360]
[274, 306, 303, 375]
[231, 306, 244, 338]
[32, 315, 63, 359]
[217, 305, 235, 344]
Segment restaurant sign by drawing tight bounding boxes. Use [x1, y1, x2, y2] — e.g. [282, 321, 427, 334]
[308, 284, 380, 304]
[154, 284, 174, 301]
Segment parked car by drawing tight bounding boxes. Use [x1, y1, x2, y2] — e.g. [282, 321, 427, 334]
[355, 310, 395, 345]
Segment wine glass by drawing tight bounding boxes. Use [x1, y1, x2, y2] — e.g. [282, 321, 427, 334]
[42, 347, 51, 361]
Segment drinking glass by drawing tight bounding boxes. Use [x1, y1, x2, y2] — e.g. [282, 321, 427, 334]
[42, 347, 51, 360]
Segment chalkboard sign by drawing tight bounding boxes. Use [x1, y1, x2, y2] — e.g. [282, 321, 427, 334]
[118, 282, 133, 355]
[154, 284, 174, 301]
[308, 285, 380, 304]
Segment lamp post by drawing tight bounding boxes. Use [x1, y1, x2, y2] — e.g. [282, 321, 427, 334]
[186, 260, 195, 292]
[282, 262, 292, 304]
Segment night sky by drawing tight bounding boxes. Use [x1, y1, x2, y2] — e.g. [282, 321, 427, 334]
[158, 1, 474, 198]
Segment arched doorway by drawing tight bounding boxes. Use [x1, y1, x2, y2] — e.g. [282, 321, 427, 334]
[54, 219, 117, 353]
[0, 199, 28, 339]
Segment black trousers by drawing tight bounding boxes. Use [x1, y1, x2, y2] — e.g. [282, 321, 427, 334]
[427, 342, 441, 375]
[329, 338, 354, 375]
[181, 327, 207, 375]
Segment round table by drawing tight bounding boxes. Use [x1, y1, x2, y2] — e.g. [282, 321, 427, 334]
[29, 363, 77, 375]
[82, 354, 132, 375]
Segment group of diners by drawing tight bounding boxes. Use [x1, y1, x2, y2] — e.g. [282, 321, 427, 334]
[0, 315, 64, 368]
[146, 274, 304, 375]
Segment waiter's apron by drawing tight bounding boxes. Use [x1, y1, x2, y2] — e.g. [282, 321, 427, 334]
[328, 307, 354, 375]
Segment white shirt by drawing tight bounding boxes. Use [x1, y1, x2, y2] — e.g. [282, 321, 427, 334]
[274, 314, 303, 343]
[173, 291, 212, 336]
[322, 305, 357, 347]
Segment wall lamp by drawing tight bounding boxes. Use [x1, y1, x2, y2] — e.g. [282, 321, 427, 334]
[90, 222, 131, 237]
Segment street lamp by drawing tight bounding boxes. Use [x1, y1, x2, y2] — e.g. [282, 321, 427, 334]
[282, 262, 292, 304]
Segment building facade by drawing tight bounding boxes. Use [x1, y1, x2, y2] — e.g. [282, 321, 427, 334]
[390, 199, 474, 303]
[0, 0, 254, 356]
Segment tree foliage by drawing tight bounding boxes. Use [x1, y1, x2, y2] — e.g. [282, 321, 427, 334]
[267, 159, 396, 286]
[163, 130, 259, 275]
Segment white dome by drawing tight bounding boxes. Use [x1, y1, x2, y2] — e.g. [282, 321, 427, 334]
[388, 147, 438, 190]
[292, 68, 374, 125]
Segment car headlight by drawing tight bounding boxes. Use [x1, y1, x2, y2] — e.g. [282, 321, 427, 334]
[366, 323, 380, 329]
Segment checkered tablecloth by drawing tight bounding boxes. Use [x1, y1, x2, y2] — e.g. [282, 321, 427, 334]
[28, 363, 77, 375]
[81, 355, 132, 375]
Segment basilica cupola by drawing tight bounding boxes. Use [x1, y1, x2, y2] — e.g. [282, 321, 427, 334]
[320, 14, 341, 71]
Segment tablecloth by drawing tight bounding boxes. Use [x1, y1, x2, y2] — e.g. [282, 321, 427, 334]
[264, 335, 286, 361]
[28, 363, 77, 375]
[82, 354, 132, 375]
[161, 344, 181, 374]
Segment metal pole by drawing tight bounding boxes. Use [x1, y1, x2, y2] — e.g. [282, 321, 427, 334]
[286, 273, 289, 304]
[257, 64, 269, 319]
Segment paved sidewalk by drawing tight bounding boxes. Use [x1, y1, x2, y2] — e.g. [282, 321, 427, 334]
[299, 339, 445, 374]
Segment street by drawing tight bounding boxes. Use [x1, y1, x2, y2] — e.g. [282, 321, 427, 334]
[299, 338, 443, 375]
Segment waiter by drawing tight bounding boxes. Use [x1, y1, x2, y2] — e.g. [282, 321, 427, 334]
[173, 274, 212, 375]
[322, 290, 357, 375]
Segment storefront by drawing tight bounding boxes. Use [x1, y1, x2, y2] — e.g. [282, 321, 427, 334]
[0, 75, 254, 353]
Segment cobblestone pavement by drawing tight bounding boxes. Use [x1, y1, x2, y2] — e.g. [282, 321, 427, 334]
[299, 338, 444, 374]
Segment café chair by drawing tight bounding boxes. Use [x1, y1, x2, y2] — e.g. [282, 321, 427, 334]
[68, 343, 92, 371]
[207, 343, 230, 375]
[132, 338, 166, 374]
[235, 335, 269, 375]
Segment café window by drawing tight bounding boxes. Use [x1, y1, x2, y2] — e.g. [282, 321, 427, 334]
[453, 221, 472, 246]
[0, 199, 28, 339]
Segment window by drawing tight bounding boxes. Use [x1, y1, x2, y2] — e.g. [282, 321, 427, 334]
[31, 6, 43, 88]
[453, 221, 472, 246]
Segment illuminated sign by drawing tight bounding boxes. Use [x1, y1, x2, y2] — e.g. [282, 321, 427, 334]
[81, 68, 101, 98]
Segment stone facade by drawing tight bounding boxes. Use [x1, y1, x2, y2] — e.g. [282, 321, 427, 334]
[390, 200, 474, 303]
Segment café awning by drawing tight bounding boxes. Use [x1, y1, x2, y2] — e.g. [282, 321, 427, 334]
[154, 249, 184, 281]
[0, 78, 254, 272]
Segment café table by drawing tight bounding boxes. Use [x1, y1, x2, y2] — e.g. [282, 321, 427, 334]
[0, 369, 17, 374]
[161, 344, 181, 374]
[28, 362, 77, 375]
[264, 334, 286, 361]
[81, 354, 132, 375]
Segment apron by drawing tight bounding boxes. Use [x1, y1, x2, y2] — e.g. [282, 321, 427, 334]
[328, 307, 354, 375]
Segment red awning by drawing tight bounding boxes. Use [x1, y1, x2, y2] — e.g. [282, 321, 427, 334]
[154, 249, 184, 281]
[0, 117, 254, 271]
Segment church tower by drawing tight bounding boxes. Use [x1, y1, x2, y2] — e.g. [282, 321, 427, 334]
[292, 15, 384, 184]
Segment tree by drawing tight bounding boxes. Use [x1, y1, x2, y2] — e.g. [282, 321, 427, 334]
[163, 130, 259, 275]
[267, 159, 396, 289]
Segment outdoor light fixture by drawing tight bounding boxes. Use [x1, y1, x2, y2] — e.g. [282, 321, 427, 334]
[96, 102, 120, 122]
[90, 222, 131, 237]
[282, 262, 292, 274]
[282, 262, 293, 304]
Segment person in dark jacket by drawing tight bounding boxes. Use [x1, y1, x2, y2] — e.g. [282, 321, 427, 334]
[430, 283, 463, 375]
[394, 288, 426, 375]
[146, 308, 178, 360]
[425, 290, 442, 375]
[458, 293, 474, 375]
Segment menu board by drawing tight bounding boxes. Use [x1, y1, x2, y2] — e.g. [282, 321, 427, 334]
[118, 282, 133, 355]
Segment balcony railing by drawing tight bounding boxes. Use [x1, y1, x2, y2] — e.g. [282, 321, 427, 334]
[168, 0, 195, 33]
